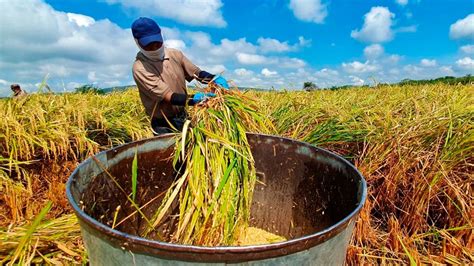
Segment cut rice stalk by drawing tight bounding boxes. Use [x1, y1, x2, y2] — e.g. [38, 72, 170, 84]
[148, 84, 273, 245]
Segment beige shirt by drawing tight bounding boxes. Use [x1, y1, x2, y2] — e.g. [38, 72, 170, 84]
[132, 48, 201, 119]
[13, 90, 27, 99]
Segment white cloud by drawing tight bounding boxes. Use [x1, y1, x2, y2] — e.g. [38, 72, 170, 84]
[288, 0, 328, 24]
[257, 38, 291, 53]
[298, 36, 312, 47]
[310, 68, 341, 88]
[388, 54, 402, 64]
[230, 55, 464, 90]
[88, 71, 98, 82]
[0, 0, 470, 95]
[164, 31, 307, 75]
[256, 37, 312, 53]
[420, 59, 437, 67]
[66, 82, 82, 90]
[278, 57, 306, 68]
[351, 7, 395, 43]
[314, 68, 339, 78]
[439, 66, 455, 76]
[67, 13, 95, 27]
[165, 39, 186, 50]
[103, 80, 122, 87]
[0, 79, 12, 95]
[449, 14, 474, 40]
[349, 75, 365, 86]
[342, 61, 379, 73]
[236, 53, 268, 65]
[261, 68, 278, 77]
[234, 68, 254, 77]
[364, 44, 384, 59]
[183, 33, 257, 62]
[161, 27, 183, 40]
[403, 64, 423, 74]
[395, 62, 464, 82]
[460, 45, 474, 54]
[211, 38, 257, 57]
[185, 32, 213, 49]
[456, 57, 474, 70]
[0, 0, 136, 95]
[395, 0, 408, 6]
[202, 64, 227, 74]
[39, 64, 70, 77]
[234, 53, 305, 68]
[389, 68, 400, 75]
[105, 0, 226, 27]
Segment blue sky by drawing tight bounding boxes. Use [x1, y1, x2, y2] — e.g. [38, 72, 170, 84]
[0, 0, 473, 96]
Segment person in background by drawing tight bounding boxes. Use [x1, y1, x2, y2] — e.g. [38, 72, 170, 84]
[131, 17, 229, 135]
[11, 84, 27, 99]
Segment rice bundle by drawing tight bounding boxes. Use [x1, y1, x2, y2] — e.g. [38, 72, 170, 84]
[147, 84, 273, 246]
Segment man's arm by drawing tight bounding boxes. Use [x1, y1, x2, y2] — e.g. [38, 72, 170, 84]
[134, 65, 208, 107]
[179, 50, 229, 89]
[133, 62, 173, 102]
[195, 71, 215, 84]
[168, 93, 198, 106]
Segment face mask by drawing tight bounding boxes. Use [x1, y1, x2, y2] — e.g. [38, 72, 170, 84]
[134, 38, 165, 61]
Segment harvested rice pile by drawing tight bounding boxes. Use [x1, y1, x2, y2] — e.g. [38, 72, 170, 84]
[235, 227, 287, 246]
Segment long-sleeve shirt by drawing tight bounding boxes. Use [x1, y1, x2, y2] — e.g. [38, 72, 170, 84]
[132, 48, 201, 119]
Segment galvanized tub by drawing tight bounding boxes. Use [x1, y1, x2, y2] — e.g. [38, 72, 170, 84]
[66, 133, 367, 265]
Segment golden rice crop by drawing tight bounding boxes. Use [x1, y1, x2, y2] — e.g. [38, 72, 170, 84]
[0, 83, 472, 264]
[0, 89, 151, 224]
[0, 212, 83, 265]
[256, 84, 474, 264]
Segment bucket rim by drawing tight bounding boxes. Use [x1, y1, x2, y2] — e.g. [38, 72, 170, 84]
[66, 133, 367, 262]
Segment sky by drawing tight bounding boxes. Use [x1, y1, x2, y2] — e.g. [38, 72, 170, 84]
[0, 0, 473, 96]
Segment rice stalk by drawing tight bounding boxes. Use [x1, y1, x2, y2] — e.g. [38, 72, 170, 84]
[5, 201, 52, 265]
[131, 148, 138, 201]
[0, 214, 83, 264]
[148, 85, 272, 245]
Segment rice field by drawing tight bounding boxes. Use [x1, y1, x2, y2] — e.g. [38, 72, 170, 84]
[0, 83, 472, 264]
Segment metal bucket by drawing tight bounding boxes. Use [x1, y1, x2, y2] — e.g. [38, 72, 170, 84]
[66, 133, 367, 265]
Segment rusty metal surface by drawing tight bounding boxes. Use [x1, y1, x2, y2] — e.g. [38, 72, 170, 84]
[80, 219, 355, 265]
[66, 133, 367, 264]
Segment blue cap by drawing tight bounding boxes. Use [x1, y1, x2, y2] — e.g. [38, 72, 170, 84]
[131, 17, 163, 47]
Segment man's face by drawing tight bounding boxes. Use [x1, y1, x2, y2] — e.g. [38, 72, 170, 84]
[12, 86, 20, 93]
[143, 41, 163, 51]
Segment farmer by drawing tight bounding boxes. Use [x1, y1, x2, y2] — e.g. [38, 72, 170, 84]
[131, 17, 229, 135]
[11, 84, 27, 99]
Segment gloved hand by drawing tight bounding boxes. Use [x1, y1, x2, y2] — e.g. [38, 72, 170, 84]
[192, 92, 216, 104]
[212, 75, 229, 90]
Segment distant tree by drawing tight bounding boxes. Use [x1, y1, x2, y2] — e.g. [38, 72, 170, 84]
[303, 81, 318, 91]
[398, 75, 473, 86]
[75, 84, 104, 95]
[400, 78, 413, 85]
